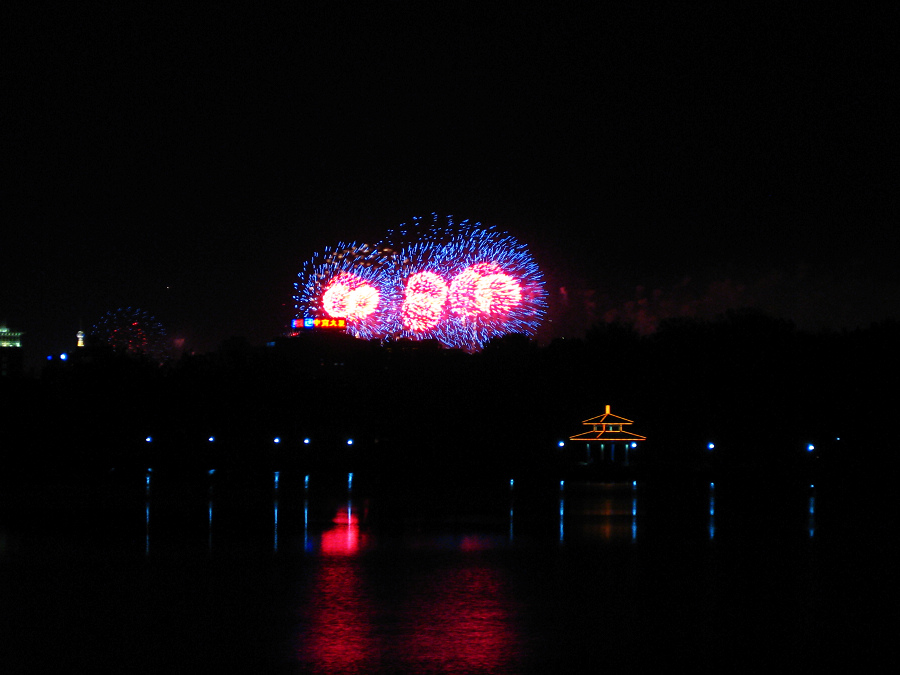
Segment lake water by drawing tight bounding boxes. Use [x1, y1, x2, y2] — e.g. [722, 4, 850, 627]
[0, 467, 887, 673]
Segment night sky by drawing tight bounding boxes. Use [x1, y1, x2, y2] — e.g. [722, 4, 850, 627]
[5, 5, 897, 361]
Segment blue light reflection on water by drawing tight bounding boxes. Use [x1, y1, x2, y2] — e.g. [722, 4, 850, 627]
[304, 498, 310, 551]
[273, 499, 279, 552]
[144, 469, 151, 555]
[559, 497, 565, 543]
[808, 484, 816, 538]
[99, 471, 835, 560]
[559, 480, 566, 543]
[208, 499, 213, 550]
[631, 481, 638, 541]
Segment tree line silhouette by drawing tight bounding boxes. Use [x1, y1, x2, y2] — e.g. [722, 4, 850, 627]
[4, 309, 895, 482]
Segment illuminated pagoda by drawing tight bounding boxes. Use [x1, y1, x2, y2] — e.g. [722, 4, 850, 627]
[569, 404, 646, 464]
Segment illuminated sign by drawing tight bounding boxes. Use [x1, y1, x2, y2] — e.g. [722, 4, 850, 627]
[293, 317, 347, 330]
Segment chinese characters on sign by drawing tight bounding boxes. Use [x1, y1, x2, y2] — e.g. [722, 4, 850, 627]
[293, 317, 347, 330]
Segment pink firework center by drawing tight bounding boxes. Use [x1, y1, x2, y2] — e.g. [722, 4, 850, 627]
[319, 266, 524, 332]
[400, 265, 523, 332]
[401, 271, 449, 332]
[321, 273, 380, 321]
[449, 262, 522, 317]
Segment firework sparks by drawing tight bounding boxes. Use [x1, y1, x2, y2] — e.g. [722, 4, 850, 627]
[294, 216, 546, 351]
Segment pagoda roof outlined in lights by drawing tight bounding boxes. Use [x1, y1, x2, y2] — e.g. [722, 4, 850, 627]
[569, 405, 647, 443]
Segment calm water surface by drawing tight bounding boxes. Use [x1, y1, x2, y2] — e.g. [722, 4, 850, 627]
[0, 468, 886, 673]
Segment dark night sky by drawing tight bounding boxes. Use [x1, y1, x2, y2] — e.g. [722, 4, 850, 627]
[4, 4, 897, 360]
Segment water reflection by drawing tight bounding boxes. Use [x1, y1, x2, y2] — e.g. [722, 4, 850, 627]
[207, 498, 213, 550]
[304, 498, 310, 551]
[297, 503, 522, 673]
[564, 482, 639, 543]
[559, 495, 565, 543]
[303, 555, 375, 673]
[273, 471, 280, 552]
[299, 504, 374, 672]
[1, 466, 858, 674]
[401, 565, 521, 673]
[808, 484, 816, 538]
[144, 468, 151, 555]
[273, 499, 279, 552]
[631, 481, 638, 541]
[320, 503, 369, 557]
[128, 469, 825, 558]
[509, 479, 515, 541]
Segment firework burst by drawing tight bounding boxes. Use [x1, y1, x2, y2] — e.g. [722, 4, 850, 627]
[294, 242, 401, 340]
[294, 216, 547, 351]
[90, 307, 169, 361]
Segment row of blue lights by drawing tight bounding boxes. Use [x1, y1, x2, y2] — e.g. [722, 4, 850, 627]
[706, 442, 820, 452]
[135, 437, 824, 451]
[143, 436, 352, 445]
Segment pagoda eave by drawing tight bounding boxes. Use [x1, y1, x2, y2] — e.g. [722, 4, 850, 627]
[568, 432, 647, 442]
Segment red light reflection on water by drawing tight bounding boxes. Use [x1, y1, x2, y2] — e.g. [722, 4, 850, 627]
[320, 505, 367, 556]
[301, 505, 374, 673]
[298, 505, 521, 673]
[459, 535, 493, 551]
[303, 561, 374, 673]
[403, 565, 521, 672]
